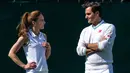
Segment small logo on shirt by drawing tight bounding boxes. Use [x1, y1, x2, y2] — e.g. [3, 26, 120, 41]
[98, 30, 102, 33]
[107, 35, 110, 37]
[107, 35, 112, 38]
[107, 31, 112, 38]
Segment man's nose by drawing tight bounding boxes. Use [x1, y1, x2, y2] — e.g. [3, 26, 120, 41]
[85, 15, 88, 19]
[43, 21, 46, 24]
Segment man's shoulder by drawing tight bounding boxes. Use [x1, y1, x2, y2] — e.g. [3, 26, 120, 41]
[81, 25, 91, 33]
[103, 22, 115, 28]
[83, 25, 92, 30]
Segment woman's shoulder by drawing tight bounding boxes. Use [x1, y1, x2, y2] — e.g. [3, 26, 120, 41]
[40, 32, 47, 40]
[18, 35, 28, 44]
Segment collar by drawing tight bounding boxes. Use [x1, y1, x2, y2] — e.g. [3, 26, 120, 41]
[29, 29, 41, 37]
[92, 20, 105, 29]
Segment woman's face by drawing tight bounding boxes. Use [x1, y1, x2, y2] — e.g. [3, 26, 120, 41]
[34, 14, 46, 30]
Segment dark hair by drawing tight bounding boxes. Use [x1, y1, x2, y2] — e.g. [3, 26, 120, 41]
[17, 10, 41, 37]
[82, 2, 102, 17]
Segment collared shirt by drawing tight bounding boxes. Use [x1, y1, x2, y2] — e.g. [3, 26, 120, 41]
[92, 20, 105, 29]
[76, 20, 116, 64]
[23, 29, 48, 72]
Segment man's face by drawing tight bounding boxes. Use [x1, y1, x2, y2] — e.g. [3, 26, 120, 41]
[85, 7, 98, 24]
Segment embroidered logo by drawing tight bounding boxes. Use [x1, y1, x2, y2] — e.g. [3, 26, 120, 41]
[107, 31, 112, 38]
[107, 35, 110, 37]
[98, 30, 102, 33]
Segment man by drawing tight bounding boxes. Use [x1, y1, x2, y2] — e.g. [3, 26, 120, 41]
[76, 2, 116, 73]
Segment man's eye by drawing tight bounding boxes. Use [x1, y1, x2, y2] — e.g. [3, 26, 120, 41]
[87, 13, 91, 15]
[40, 19, 44, 21]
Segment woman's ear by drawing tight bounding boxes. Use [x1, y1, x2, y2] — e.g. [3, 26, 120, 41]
[32, 21, 36, 26]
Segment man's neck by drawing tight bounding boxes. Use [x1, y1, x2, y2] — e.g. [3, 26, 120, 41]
[93, 18, 102, 26]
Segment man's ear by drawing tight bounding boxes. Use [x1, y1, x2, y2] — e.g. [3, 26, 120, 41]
[95, 11, 99, 16]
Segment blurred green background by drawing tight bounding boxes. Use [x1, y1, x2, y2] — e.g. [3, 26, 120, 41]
[1, 3, 130, 73]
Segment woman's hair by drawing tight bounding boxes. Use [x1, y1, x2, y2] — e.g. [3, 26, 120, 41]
[17, 10, 41, 37]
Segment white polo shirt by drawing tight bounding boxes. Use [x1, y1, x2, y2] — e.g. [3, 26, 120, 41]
[76, 20, 116, 65]
[23, 29, 48, 72]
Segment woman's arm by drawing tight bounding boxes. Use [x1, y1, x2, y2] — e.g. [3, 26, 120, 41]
[8, 36, 26, 68]
[8, 36, 36, 69]
[43, 33, 51, 60]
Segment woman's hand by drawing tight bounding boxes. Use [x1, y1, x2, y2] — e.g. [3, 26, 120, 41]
[42, 42, 51, 59]
[23, 62, 37, 70]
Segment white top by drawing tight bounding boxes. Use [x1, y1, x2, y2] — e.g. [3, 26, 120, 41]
[76, 20, 116, 65]
[23, 29, 48, 72]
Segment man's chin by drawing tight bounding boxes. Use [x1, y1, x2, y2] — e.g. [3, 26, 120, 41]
[40, 27, 44, 30]
[88, 21, 92, 24]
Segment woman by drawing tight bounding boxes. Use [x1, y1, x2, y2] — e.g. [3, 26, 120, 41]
[8, 10, 51, 73]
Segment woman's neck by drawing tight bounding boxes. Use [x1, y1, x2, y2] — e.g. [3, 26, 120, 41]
[32, 27, 40, 36]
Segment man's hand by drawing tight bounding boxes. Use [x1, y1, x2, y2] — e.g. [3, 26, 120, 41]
[87, 36, 107, 51]
[86, 36, 107, 56]
[86, 49, 94, 56]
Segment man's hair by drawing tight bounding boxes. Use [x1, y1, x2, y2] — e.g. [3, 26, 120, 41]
[82, 2, 102, 17]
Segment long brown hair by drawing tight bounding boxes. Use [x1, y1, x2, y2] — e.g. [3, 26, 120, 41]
[17, 10, 41, 38]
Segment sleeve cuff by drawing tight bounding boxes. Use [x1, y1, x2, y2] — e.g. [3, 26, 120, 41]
[82, 47, 87, 55]
[98, 42, 103, 51]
